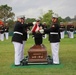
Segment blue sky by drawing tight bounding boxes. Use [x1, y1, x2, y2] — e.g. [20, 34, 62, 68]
[0, 0, 76, 19]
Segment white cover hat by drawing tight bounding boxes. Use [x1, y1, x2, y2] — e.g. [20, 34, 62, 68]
[52, 14, 58, 18]
[17, 15, 25, 19]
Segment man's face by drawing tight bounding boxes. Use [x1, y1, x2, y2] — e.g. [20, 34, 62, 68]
[37, 21, 40, 25]
[52, 18, 57, 23]
[17, 18, 22, 22]
[21, 18, 25, 23]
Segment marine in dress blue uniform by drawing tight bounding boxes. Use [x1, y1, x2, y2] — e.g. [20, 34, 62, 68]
[31, 20, 43, 45]
[42, 22, 47, 39]
[60, 22, 65, 39]
[21, 17, 33, 62]
[4, 23, 9, 40]
[12, 15, 25, 66]
[12, 15, 33, 66]
[0, 25, 5, 41]
[67, 22, 74, 38]
[40, 14, 61, 64]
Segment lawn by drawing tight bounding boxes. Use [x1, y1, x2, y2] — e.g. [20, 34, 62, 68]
[0, 34, 76, 75]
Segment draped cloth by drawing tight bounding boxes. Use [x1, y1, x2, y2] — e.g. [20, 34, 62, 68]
[31, 24, 40, 32]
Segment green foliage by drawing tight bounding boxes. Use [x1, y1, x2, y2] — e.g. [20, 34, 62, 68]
[40, 10, 53, 26]
[39, 10, 64, 27]
[7, 19, 15, 31]
[58, 17, 64, 22]
[0, 4, 15, 23]
[64, 16, 71, 22]
[25, 18, 36, 23]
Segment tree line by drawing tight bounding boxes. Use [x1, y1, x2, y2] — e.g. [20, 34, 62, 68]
[0, 4, 76, 31]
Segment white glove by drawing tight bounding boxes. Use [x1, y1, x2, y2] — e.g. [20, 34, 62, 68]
[39, 29, 44, 34]
[27, 30, 31, 34]
[33, 22, 36, 25]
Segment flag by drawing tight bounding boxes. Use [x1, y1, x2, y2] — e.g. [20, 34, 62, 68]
[31, 24, 39, 32]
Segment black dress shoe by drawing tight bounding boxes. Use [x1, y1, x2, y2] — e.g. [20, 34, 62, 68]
[15, 64, 20, 66]
[53, 63, 60, 65]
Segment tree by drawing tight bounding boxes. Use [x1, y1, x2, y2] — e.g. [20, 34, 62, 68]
[7, 19, 15, 31]
[64, 16, 71, 22]
[0, 4, 15, 23]
[58, 17, 64, 22]
[25, 18, 36, 23]
[73, 15, 76, 21]
[39, 10, 53, 26]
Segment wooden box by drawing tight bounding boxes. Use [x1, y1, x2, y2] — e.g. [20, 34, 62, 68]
[28, 44, 47, 63]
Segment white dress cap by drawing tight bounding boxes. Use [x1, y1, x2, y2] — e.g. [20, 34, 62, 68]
[52, 14, 58, 18]
[17, 15, 25, 19]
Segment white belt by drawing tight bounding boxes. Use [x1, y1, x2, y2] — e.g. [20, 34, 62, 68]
[14, 31, 23, 35]
[50, 32, 58, 34]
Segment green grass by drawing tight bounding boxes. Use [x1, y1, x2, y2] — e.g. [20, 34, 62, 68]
[0, 34, 76, 75]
